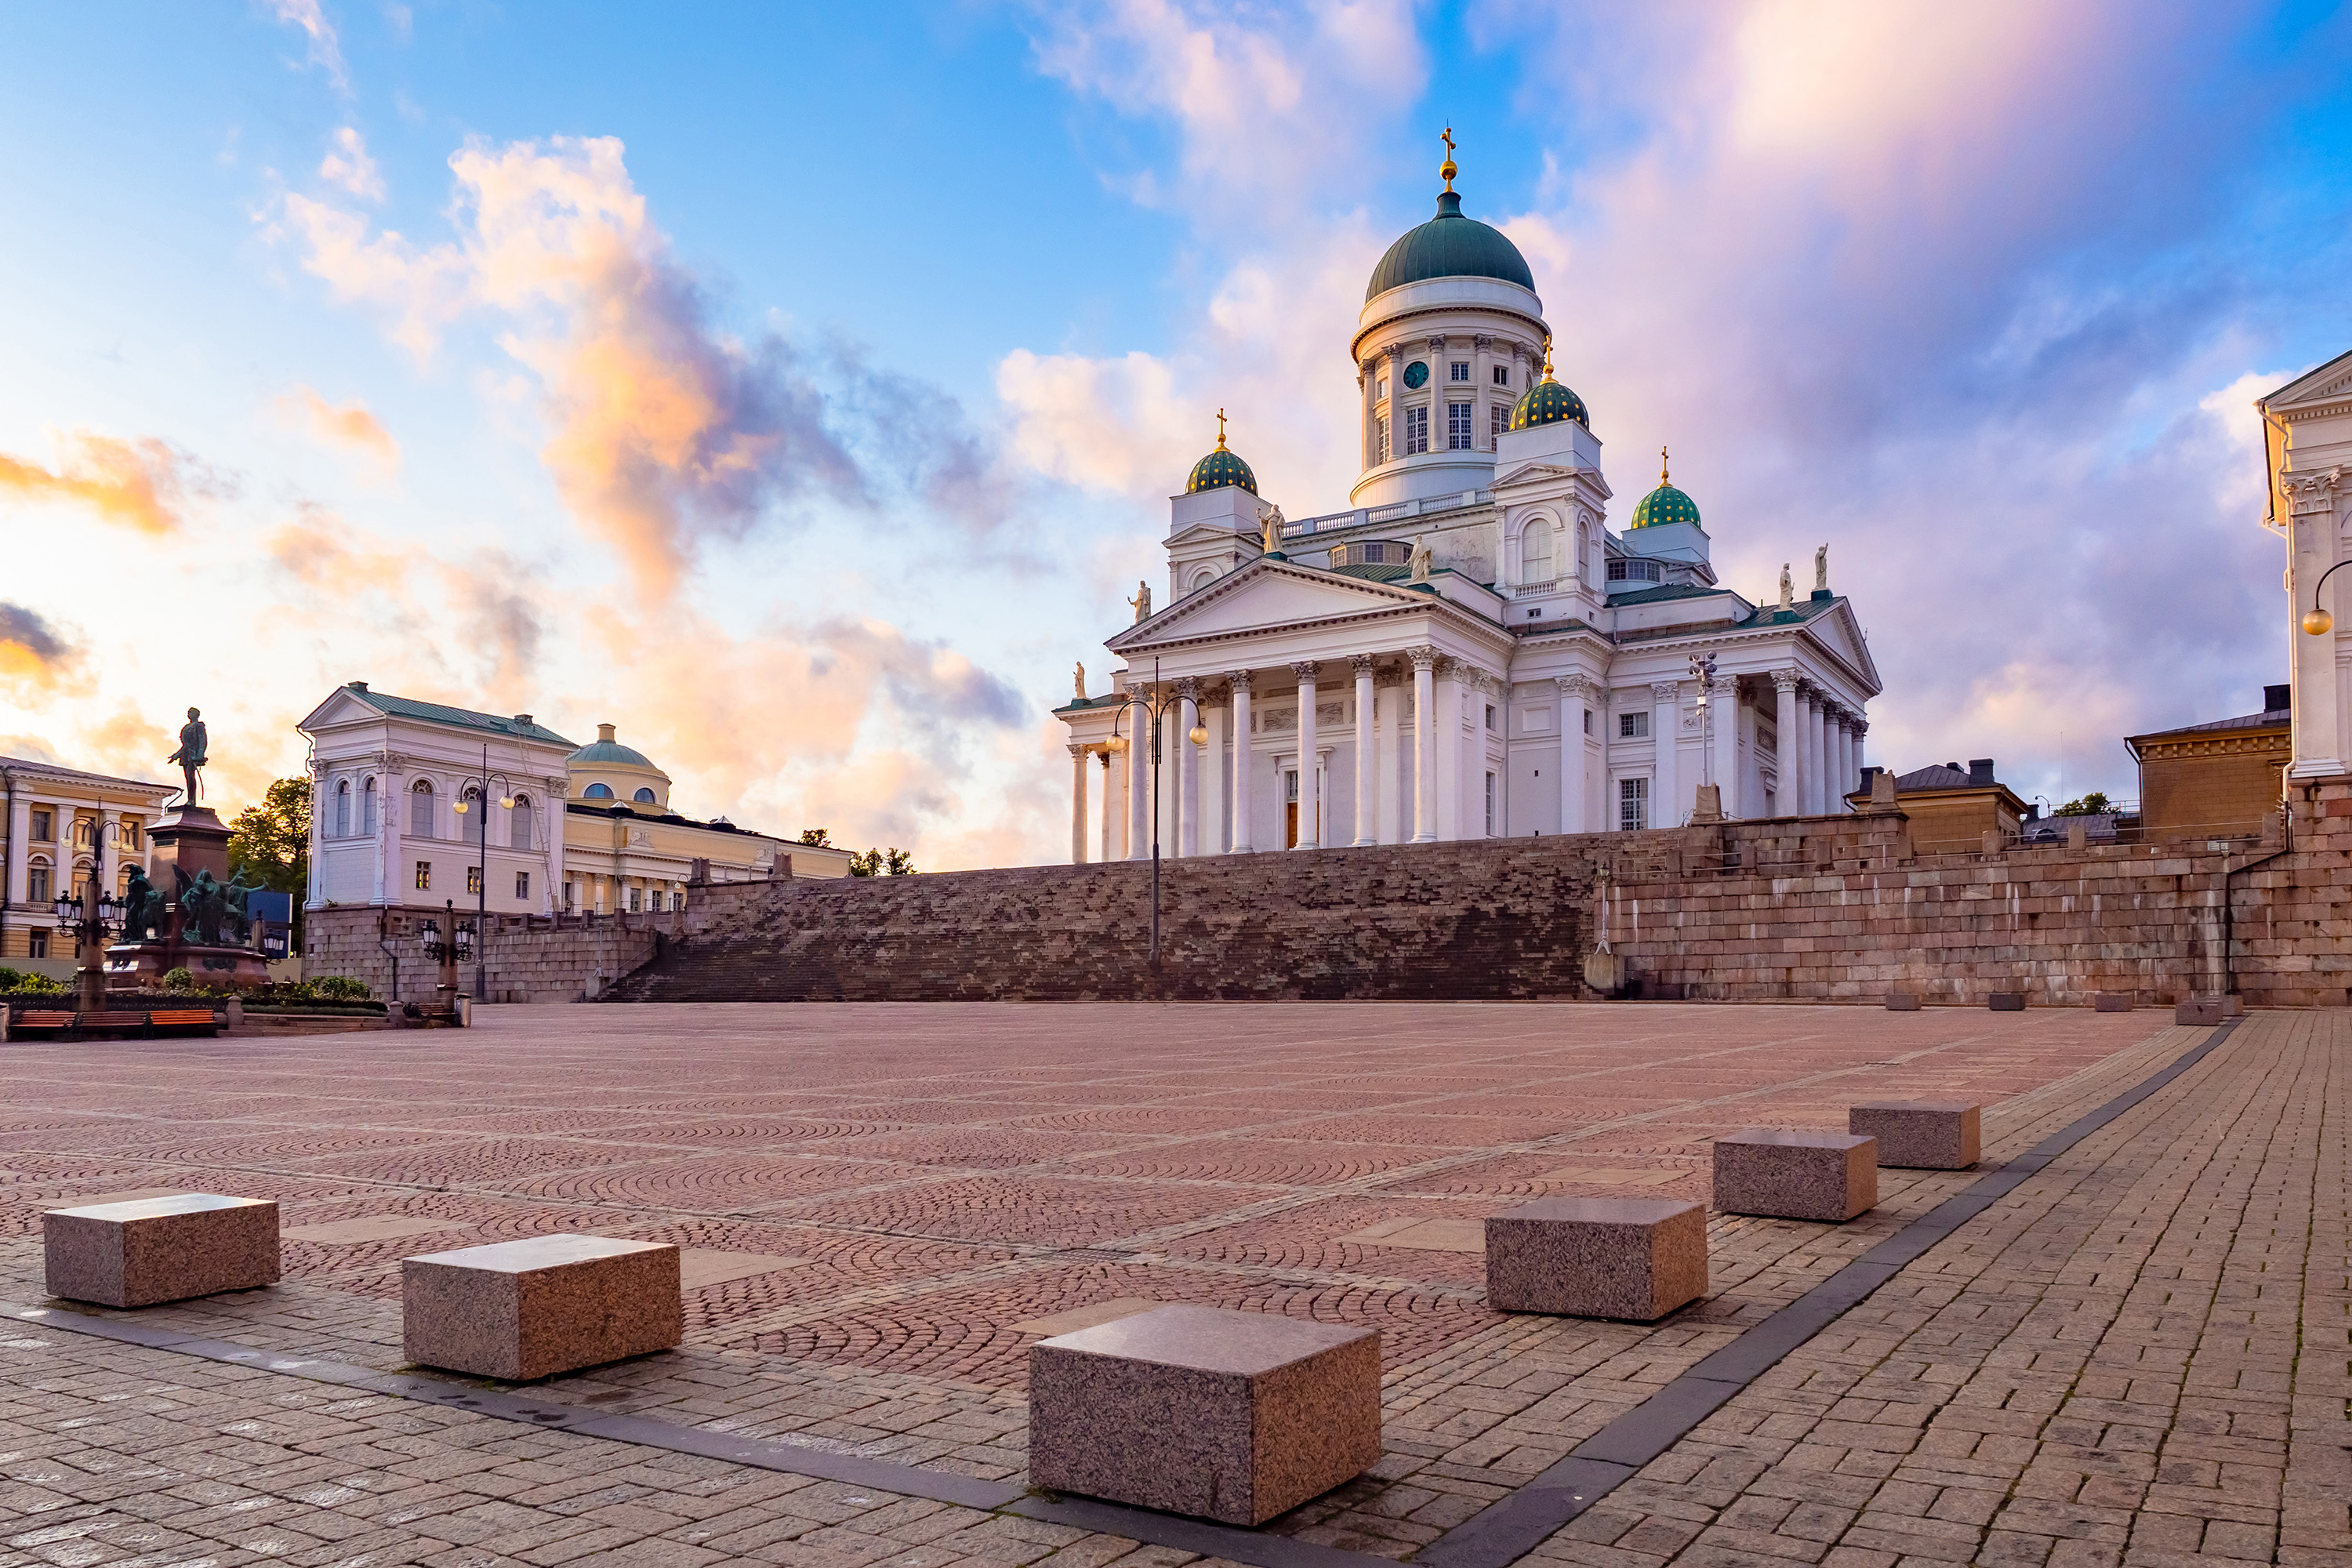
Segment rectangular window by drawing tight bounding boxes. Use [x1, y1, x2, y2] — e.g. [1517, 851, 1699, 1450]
[334, 787, 350, 839]
[1492, 364, 1509, 387]
[415, 861, 432, 891]
[1450, 361, 1469, 382]
[1484, 703, 1497, 731]
[1375, 416, 1389, 463]
[1606, 558, 1663, 584]
[1620, 777, 1649, 832]
[361, 786, 377, 836]
[28, 867, 49, 903]
[1485, 771, 1497, 836]
[1377, 377, 1388, 401]
[1447, 402, 1472, 450]
[1582, 707, 1593, 735]
[1403, 406, 1429, 455]
[1620, 711, 1649, 739]
[515, 871, 530, 900]
[628, 887, 642, 913]
[1490, 404, 1507, 447]
[30, 809, 51, 842]
[122, 820, 140, 849]
[27, 928, 47, 958]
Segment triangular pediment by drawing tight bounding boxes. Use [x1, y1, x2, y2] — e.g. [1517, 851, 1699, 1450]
[1802, 601, 1882, 691]
[1167, 518, 1256, 547]
[2266, 347, 2352, 410]
[1494, 460, 1581, 489]
[1108, 558, 1438, 650]
[298, 687, 387, 734]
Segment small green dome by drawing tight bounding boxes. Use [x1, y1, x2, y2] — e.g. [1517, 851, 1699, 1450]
[1630, 481, 1700, 531]
[1186, 445, 1258, 495]
[1367, 191, 1536, 301]
[1510, 376, 1590, 432]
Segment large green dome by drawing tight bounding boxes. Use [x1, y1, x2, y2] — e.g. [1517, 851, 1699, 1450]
[1510, 376, 1590, 432]
[1186, 444, 1258, 495]
[1367, 191, 1535, 300]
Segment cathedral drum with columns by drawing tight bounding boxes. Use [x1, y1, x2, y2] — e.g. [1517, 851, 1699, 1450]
[1056, 147, 1882, 862]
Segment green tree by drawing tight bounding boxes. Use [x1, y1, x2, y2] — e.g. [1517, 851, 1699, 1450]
[227, 776, 311, 949]
[2052, 791, 2114, 817]
[848, 847, 916, 877]
[797, 828, 833, 847]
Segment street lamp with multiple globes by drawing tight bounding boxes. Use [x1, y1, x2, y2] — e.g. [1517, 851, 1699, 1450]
[1689, 652, 1719, 820]
[1104, 655, 1207, 965]
[418, 899, 476, 1009]
[52, 821, 129, 1014]
[448, 741, 516, 1003]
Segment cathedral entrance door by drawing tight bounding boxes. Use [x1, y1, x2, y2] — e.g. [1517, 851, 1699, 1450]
[1283, 769, 1300, 848]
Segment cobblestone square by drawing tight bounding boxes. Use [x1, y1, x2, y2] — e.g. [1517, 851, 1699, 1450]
[0, 1002, 2342, 1566]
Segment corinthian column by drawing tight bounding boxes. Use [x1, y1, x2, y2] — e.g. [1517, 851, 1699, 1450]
[1771, 670, 1798, 818]
[1409, 647, 1438, 842]
[1227, 670, 1254, 853]
[1069, 745, 1088, 865]
[1557, 674, 1590, 833]
[1650, 681, 1682, 827]
[1292, 661, 1320, 849]
[1174, 679, 1200, 858]
[1352, 655, 1377, 845]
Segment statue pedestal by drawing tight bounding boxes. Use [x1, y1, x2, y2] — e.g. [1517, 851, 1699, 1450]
[106, 942, 272, 994]
[151, 807, 233, 885]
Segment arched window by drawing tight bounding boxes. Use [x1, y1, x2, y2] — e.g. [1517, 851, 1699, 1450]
[362, 777, 378, 836]
[1189, 566, 1218, 592]
[459, 785, 485, 845]
[633, 787, 657, 804]
[334, 779, 350, 838]
[510, 794, 534, 850]
[409, 779, 434, 837]
[1522, 519, 1554, 585]
[584, 782, 614, 800]
[1575, 520, 1590, 583]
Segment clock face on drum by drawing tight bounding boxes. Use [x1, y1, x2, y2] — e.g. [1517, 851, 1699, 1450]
[1402, 360, 1430, 389]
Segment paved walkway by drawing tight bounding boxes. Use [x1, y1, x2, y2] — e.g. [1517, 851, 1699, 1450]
[0, 1005, 2338, 1566]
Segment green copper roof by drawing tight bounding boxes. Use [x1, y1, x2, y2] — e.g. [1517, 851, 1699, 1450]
[340, 684, 575, 746]
[1186, 445, 1258, 495]
[568, 739, 656, 767]
[1630, 480, 1701, 531]
[1367, 191, 1536, 300]
[1509, 376, 1590, 432]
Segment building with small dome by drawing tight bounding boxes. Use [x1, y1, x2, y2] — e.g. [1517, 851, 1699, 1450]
[1058, 143, 1881, 856]
[297, 685, 852, 929]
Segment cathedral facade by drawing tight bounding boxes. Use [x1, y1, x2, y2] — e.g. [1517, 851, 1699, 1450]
[1057, 154, 1882, 862]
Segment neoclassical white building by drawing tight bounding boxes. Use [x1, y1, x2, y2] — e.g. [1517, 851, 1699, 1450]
[1058, 153, 1882, 860]
[298, 682, 851, 920]
[2264, 347, 2352, 786]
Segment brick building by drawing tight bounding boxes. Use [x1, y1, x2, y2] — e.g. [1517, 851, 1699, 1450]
[1845, 759, 2026, 853]
[2126, 685, 2291, 842]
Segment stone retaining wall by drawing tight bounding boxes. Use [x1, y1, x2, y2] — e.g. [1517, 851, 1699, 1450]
[303, 906, 681, 1004]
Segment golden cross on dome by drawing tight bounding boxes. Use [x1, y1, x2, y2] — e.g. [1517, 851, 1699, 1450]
[1439, 126, 1457, 191]
[1660, 445, 1671, 484]
[1216, 408, 1228, 449]
[1542, 334, 1554, 379]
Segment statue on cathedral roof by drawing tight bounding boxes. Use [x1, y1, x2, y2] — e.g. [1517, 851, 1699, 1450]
[1814, 544, 1829, 594]
[1262, 507, 1283, 556]
[1409, 537, 1433, 583]
[1127, 581, 1152, 622]
[1778, 564, 1794, 615]
[1073, 661, 1087, 701]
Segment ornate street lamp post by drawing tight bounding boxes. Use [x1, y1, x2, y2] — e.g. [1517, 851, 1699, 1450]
[449, 742, 516, 1004]
[53, 851, 126, 1016]
[419, 899, 475, 1014]
[1105, 655, 1207, 966]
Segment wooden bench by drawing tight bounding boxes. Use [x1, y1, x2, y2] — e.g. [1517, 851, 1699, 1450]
[78, 1012, 157, 1037]
[148, 1009, 220, 1037]
[10, 1011, 76, 1036]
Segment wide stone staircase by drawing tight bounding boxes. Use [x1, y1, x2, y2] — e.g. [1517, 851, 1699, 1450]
[606, 835, 1624, 1003]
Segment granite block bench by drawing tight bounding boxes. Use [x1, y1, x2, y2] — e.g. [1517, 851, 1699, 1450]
[1884, 991, 1921, 1011]
[402, 1233, 682, 1380]
[1029, 1304, 1381, 1525]
[1987, 993, 2026, 1011]
[1712, 1130, 1878, 1221]
[1849, 1101, 1980, 1170]
[45, 1193, 280, 1308]
[2176, 996, 2227, 1025]
[2092, 993, 2133, 1013]
[1485, 1196, 1707, 1320]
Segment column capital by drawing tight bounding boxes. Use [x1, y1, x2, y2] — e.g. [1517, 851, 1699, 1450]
[1770, 667, 1800, 694]
[1067, 743, 1089, 759]
[1556, 673, 1595, 698]
[1350, 653, 1377, 674]
[1650, 680, 1682, 702]
[1849, 717, 1868, 738]
[1290, 659, 1322, 681]
[1225, 668, 1253, 692]
[1406, 644, 1440, 672]
[1174, 677, 1202, 701]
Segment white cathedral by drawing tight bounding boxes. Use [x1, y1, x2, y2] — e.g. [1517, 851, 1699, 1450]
[1057, 149, 1882, 862]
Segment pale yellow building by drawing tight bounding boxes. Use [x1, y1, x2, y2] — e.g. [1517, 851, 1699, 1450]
[2, 756, 176, 970]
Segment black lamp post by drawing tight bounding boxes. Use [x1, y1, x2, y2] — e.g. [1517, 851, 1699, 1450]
[1105, 655, 1207, 966]
[53, 844, 126, 1015]
[419, 898, 475, 1011]
[449, 742, 515, 1003]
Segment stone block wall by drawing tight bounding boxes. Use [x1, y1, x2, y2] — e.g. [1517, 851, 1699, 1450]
[303, 905, 680, 1004]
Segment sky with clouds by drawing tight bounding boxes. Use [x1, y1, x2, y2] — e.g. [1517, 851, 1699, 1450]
[3, 1, 2349, 864]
